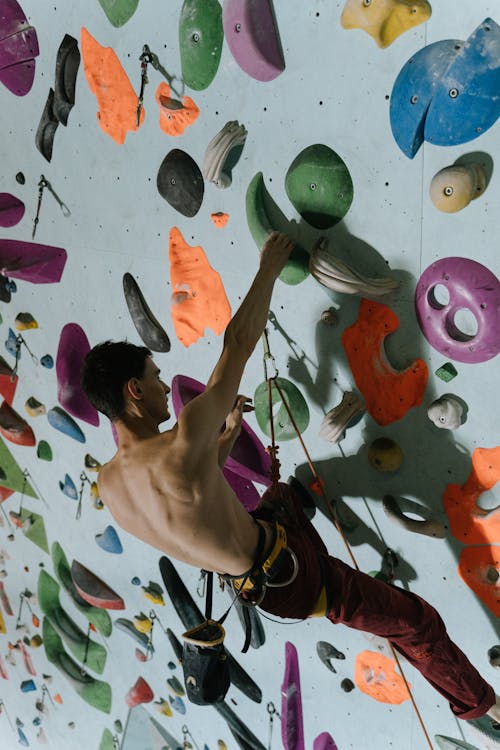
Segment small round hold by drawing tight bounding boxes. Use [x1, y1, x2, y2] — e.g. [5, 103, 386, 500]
[15, 172, 25, 185]
[114, 720, 123, 733]
[131, 576, 141, 586]
[341, 678, 355, 692]
[368, 437, 403, 472]
[40, 354, 54, 369]
[68, 722, 75, 729]
[320, 308, 338, 326]
[168, 660, 177, 670]
[430, 163, 486, 213]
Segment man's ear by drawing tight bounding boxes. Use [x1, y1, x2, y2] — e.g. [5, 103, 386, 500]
[125, 378, 143, 401]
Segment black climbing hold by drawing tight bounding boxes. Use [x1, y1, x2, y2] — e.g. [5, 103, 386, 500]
[341, 678, 355, 692]
[15, 172, 25, 185]
[157, 149, 204, 218]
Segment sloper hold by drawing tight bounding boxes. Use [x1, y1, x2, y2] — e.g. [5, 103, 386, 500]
[35, 88, 59, 162]
[15, 312, 38, 330]
[95, 525, 123, 554]
[179, 0, 223, 90]
[25, 396, 46, 416]
[341, 0, 431, 49]
[0, 0, 40, 96]
[157, 149, 204, 217]
[169, 227, 231, 347]
[81, 27, 144, 144]
[71, 559, 125, 610]
[47, 406, 85, 442]
[281, 642, 305, 750]
[97, 0, 139, 27]
[0, 239, 67, 283]
[56, 323, 99, 426]
[20, 508, 49, 553]
[126, 676, 154, 708]
[0, 436, 37, 496]
[53, 34, 80, 126]
[285, 144, 353, 229]
[223, 0, 285, 82]
[342, 299, 428, 425]
[254, 377, 310, 441]
[425, 19, 500, 147]
[123, 273, 171, 352]
[42, 617, 112, 713]
[0, 356, 18, 403]
[313, 733, 339, 750]
[0, 401, 36, 446]
[171, 374, 271, 485]
[0, 193, 25, 227]
[36, 440, 52, 461]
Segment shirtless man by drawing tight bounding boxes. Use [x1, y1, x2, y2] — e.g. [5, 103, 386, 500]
[81, 231, 499, 727]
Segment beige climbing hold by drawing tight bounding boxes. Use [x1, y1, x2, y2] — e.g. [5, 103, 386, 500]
[430, 163, 486, 213]
[310, 237, 399, 297]
[25, 397, 46, 417]
[319, 392, 365, 443]
[202, 120, 247, 188]
[15, 313, 38, 331]
[368, 437, 403, 472]
[427, 396, 463, 429]
[320, 308, 338, 326]
[84, 454, 102, 472]
[341, 0, 432, 49]
[383, 495, 446, 538]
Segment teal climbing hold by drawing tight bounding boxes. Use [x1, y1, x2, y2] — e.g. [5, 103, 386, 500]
[179, 0, 223, 90]
[59, 473, 77, 500]
[47, 406, 85, 443]
[285, 144, 353, 229]
[254, 377, 310, 441]
[95, 525, 123, 554]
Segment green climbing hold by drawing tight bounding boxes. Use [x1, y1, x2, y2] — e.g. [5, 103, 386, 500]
[20, 509, 49, 553]
[97, 0, 139, 27]
[435, 362, 458, 382]
[285, 144, 353, 229]
[0, 438, 37, 496]
[99, 729, 115, 750]
[179, 0, 223, 90]
[246, 172, 310, 286]
[254, 377, 309, 441]
[37, 440, 52, 461]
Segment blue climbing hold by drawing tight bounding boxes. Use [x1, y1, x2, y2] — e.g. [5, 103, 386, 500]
[95, 525, 123, 554]
[131, 576, 141, 586]
[21, 678, 36, 692]
[59, 473, 77, 500]
[47, 406, 85, 443]
[5, 328, 17, 357]
[169, 695, 186, 714]
[17, 727, 29, 746]
[40, 354, 54, 368]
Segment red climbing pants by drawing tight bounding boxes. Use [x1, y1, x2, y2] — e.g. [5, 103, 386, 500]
[252, 483, 496, 720]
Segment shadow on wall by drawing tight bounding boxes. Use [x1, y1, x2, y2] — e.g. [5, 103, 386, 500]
[266, 217, 498, 635]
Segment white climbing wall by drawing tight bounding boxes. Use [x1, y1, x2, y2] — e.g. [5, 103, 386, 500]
[0, 1, 498, 749]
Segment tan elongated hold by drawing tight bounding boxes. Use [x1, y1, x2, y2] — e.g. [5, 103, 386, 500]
[310, 238, 399, 296]
[430, 163, 486, 213]
[382, 495, 446, 538]
[319, 391, 365, 443]
[202, 120, 247, 188]
[427, 396, 463, 429]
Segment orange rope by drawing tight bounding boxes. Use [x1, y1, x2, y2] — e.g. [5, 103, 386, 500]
[266, 375, 434, 750]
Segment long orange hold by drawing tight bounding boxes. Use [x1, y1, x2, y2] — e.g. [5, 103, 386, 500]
[458, 545, 500, 617]
[169, 227, 231, 347]
[443, 446, 500, 545]
[342, 299, 428, 425]
[81, 27, 144, 144]
[354, 650, 411, 704]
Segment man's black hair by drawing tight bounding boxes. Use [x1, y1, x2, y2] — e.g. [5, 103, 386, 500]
[81, 340, 152, 421]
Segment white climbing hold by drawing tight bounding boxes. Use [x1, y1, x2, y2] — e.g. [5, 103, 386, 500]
[202, 120, 247, 188]
[427, 396, 463, 430]
[319, 391, 365, 443]
[382, 495, 446, 539]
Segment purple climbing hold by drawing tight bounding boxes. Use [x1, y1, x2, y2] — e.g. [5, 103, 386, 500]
[171, 374, 271, 485]
[223, 467, 260, 512]
[0, 193, 25, 226]
[56, 323, 99, 427]
[222, 0, 285, 82]
[313, 733, 339, 750]
[0, 239, 66, 284]
[0, 0, 40, 96]
[281, 642, 305, 750]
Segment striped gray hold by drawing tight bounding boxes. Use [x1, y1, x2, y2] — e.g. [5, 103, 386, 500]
[123, 273, 171, 353]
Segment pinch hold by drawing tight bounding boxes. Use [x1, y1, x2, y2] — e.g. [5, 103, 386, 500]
[382, 495, 446, 539]
[427, 395, 463, 429]
[319, 391, 365, 444]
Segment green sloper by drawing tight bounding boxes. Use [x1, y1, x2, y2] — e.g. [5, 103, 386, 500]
[97, 0, 139, 27]
[179, 0, 223, 90]
[38, 569, 107, 674]
[37, 440, 52, 461]
[435, 736, 480, 750]
[254, 377, 309, 441]
[245, 172, 310, 285]
[20, 509, 48, 553]
[0, 437, 37, 496]
[51, 542, 112, 638]
[285, 144, 353, 229]
[42, 617, 112, 713]
[99, 729, 115, 750]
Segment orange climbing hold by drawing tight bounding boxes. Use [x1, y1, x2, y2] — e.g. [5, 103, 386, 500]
[458, 545, 500, 617]
[169, 227, 231, 347]
[0, 487, 14, 503]
[354, 650, 411, 704]
[210, 212, 229, 228]
[155, 83, 199, 136]
[342, 299, 428, 425]
[81, 27, 144, 144]
[443, 446, 500, 545]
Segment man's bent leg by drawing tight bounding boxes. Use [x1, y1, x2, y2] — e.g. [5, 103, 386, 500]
[324, 555, 496, 720]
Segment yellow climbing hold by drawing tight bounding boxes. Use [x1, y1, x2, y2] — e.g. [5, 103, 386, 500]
[141, 582, 165, 605]
[133, 612, 153, 634]
[0, 606, 5, 634]
[154, 697, 173, 717]
[15, 313, 38, 331]
[25, 397, 46, 417]
[341, 0, 431, 49]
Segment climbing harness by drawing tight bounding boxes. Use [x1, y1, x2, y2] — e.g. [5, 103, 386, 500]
[259, 328, 435, 750]
[32, 175, 70, 240]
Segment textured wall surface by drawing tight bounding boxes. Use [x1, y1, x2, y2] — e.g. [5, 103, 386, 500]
[0, 2, 499, 749]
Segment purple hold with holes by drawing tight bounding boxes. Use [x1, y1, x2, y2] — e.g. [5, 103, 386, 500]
[415, 257, 500, 364]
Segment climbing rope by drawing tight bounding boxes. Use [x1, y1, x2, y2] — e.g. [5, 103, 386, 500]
[261, 330, 434, 750]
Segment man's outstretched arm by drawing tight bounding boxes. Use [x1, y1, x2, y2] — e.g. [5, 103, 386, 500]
[178, 232, 294, 450]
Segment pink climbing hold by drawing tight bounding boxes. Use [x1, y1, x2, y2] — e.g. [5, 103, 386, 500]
[56, 323, 99, 427]
[0, 193, 25, 227]
[0, 0, 40, 96]
[0, 239, 67, 284]
[125, 676, 154, 707]
[281, 642, 305, 750]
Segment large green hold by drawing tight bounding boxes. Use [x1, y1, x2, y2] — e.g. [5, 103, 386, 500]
[42, 617, 112, 713]
[179, 0, 223, 90]
[246, 172, 309, 286]
[20, 509, 49, 553]
[97, 0, 139, 27]
[254, 377, 309, 441]
[0, 437, 36, 496]
[285, 144, 353, 229]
